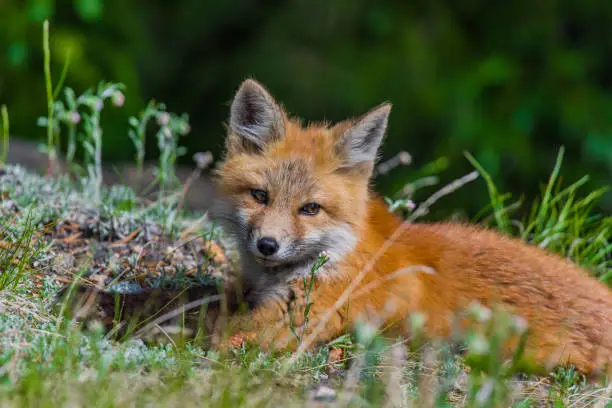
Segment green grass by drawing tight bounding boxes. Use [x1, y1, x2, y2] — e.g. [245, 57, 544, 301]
[467, 147, 611, 284]
[0, 210, 43, 291]
[0, 152, 610, 407]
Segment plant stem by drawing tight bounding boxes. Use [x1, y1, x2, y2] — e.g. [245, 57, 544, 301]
[66, 123, 76, 164]
[91, 112, 103, 203]
[43, 20, 56, 174]
[136, 109, 154, 180]
[0, 105, 8, 166]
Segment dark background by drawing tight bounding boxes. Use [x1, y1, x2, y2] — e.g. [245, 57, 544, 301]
[1, 0, 611, 217]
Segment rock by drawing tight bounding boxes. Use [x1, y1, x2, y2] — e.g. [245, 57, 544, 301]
[311, 385, 337, 402]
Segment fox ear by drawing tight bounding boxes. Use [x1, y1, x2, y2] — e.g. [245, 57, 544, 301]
[335, 103, 391, 170]
[227, 79, 285, 154]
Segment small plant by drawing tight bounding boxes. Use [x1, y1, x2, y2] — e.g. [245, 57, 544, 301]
[127, 102, 190, 200]
[154, 109, 190, 200]
[289, 252, 329, 346]
[0, 104, 8, 167]
[127, 100, 162, 180]
[56, 88, 81, 166]
[38, 81, 125, 202]
[0, 211, 42, 291]
[78, 81, 125, 202]
[38, 88, 82, 170]
[549, 365, 587, 404]
[384, 196, 416, 215]
[462, 303, 530, 408]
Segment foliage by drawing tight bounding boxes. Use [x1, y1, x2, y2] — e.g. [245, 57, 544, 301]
[0, 0, 611, 216]
[0, 6, 611, 407]
[468, 147, 611, 282]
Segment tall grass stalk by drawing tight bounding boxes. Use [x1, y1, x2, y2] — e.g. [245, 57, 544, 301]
[52, 48, 72, 99]
[0, 104, 8, 166]
[465, 151, 512, 233]
[43, 20, 56, 174]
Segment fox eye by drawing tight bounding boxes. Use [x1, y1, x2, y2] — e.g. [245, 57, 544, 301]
[300, 203, 320, 216]
[250, 189, 268, 204]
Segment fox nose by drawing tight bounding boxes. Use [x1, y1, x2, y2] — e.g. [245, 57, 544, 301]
[257, 237, 279, 256]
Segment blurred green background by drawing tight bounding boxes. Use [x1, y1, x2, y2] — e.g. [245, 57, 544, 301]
[1, 0, 611, 217]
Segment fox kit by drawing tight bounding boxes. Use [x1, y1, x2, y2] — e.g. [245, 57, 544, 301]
[212, 79, 612, 375]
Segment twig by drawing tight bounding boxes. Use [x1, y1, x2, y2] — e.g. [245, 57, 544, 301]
[178, 151, 214, 211]
[409, 171, 479, 221]
[134, 294, 222, 337]
[373, 151, 412, 178]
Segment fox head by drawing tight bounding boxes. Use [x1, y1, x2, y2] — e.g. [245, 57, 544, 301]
[214, 79, 390, 275]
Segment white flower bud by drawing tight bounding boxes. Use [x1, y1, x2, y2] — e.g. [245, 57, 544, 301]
[71, 112, 81, 124]
[398, 151, 412, 165]
[181, 123, 191, 135]
[157, 112, 170, 127]
[193, 152, 213, 169]
[94, 99, 104, 112]
[112, 91, 125, 107]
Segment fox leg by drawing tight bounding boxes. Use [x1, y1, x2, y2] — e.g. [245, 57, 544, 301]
[216, 282, 347, 351]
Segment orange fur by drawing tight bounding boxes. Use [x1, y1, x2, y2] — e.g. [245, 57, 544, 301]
[212, 79, 612, 376]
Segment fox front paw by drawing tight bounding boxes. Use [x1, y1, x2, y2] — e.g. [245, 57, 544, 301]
[227, 332, 258, 349]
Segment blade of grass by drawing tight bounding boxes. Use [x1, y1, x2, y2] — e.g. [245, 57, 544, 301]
[464, 151, 511, 233]
[52, 47, 72, 99]
[1, 104, 8, 166]
[43, 20, 56, 171]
